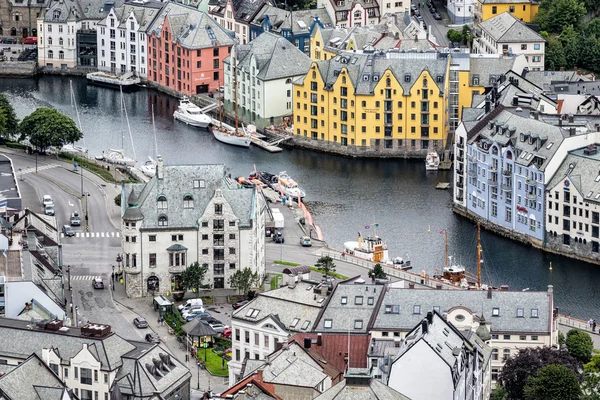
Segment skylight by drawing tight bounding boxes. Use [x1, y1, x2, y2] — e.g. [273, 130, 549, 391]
[546, 142, 554, 150]
[291, 318, 300, 328]
[588, 191, 594, 198]
[301, 320, 310, 330]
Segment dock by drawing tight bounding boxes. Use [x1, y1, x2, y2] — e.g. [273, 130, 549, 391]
[250, 133, 293, 153]
[436, 182, 451, 190]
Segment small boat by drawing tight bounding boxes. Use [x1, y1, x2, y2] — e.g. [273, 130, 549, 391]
[425, 151, 440, 171]
[95, 149, 136, 167]
[344, 230, 389, 263]
[173, 96, 212, 128]
[210, 123, 251, 148]
[140, 156, 157, 178]
[61, 144, 88, 157]
[277, 171, 306, 200]
[86, 71, 140, 92]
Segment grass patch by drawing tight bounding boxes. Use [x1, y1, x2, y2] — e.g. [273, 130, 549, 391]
[197, 349, 229, 376]
[273, 260, 300, 266]
[58, 152, 116, 182]
[309, 266, 348, 280]
[270, 274, 282, 290]
[5, 142, 28, 150]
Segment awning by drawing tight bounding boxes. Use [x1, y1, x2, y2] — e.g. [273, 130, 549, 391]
[167, 244, 188, 251]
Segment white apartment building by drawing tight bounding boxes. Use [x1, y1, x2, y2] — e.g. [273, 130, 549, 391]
[0, 319, 191, 399]
[37, 0, 80, 68]
[224, 32, 311, 121]
[229, 280, 329, 383]
[317, 0, 380, 28]
[545, 144, 600, 262]
[121, 158, 267, 298]
[447, 0, 476, 24]
[473, 12, 545, 71]
[388, 311, 492, 400]
[97, 2, 163, 77]
[209, 0, 267, 45]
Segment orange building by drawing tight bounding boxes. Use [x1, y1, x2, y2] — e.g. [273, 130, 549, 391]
[147, 3, 235, 95]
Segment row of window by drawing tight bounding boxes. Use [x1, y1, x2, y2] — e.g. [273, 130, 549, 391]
[323, 318, 364, 329]
[340, 295, 375, 305]
[491, 334, 540, 341]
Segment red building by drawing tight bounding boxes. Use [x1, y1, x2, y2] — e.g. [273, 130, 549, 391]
[147, 3, 235, 95]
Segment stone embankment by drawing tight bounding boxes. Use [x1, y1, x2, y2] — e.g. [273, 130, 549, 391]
[0, 61, 37, 77]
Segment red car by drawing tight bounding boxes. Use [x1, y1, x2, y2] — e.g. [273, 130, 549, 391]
[23, 37, 37, 45]
[222, 328, 232, 339]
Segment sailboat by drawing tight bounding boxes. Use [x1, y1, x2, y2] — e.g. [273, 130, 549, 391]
[61, 80, 89, 157]
[209, 51, 251, 148]
[140, 105, 159, 178]
[96, 86, 137, 166]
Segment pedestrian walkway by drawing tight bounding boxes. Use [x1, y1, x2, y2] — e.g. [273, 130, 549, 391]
[70, 274, 108, 281]
[61, 231, 120, 238]
[18, 163, 60, 174]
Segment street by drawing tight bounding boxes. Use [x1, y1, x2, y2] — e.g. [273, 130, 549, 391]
[411, 0, 452, 47]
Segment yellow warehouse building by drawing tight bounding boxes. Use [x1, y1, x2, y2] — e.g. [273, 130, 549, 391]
[475, 0, 539, 24]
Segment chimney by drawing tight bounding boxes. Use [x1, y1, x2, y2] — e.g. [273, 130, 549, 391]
[317, 333, 322, 346]
[421, 320, 428, 334]
[426, 311, 433, 323]
[487, 287, 492, 299]
[569, 127, 576, 136]
[568, 114, 574, 123]
[303, 337, 311, 349]
[256, 369, 263, 382]
[559, 118, 562, 127]
[436, 284, 442, 289]
[485, 96, 491, 113]
[408, 283, 415, 289]
[156, 155, 164, 180]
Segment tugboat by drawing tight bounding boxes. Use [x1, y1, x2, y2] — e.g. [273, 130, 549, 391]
[344, 226, 389, 263]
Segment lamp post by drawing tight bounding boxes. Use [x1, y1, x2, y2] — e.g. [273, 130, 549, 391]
[75, 306, 79, 327]
[196, 361, 201, 390]
[67, 265, 71, 291]
[83, 192, 90, 231]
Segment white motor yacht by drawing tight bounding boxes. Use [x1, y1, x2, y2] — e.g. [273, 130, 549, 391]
[425, 151, 440, 171]
[173, 96, 212, 128]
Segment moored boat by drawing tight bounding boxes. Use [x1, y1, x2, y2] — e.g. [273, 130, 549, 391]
[344, 230, 389, 263]
[95, 149, 136, 167]
[277, 171, 306, 200]
[140, 156, 157, 177]
[86, 71, 140, 91]
[210, 124, 251, 148]
[173, 96, 212, 128]
[425, 151, 440, 170]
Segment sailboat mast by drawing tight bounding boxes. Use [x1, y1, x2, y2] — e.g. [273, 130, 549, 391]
[445, 231, 449, 268]
[151, 104, 158, 158]
[477, 221, 482, 288]
[234, 58, 239, 133]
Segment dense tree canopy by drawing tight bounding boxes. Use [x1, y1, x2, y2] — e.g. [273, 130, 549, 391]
[181, 262, 208, 297]
[534, 0, 586, 33]
[19, 108, 82, 150]
[566, 329, 594, 363]
[498, 347, 582, 400]
[523, 364, 581, 400]
[0, 94, 18, 140]
[582, 354, 600, 399]
[228, 267, 259, 295]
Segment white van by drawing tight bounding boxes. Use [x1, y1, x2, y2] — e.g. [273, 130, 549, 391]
[178, 298, 204, 311]
[42, 195, 53, 207]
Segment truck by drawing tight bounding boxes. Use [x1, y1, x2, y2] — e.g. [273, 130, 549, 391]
[273, 212, 284, 229]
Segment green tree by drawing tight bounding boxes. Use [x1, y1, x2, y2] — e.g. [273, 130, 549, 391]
[558, 331, 566, 346]
[586, 19, 600, 37]
[315, 255, 336, 281]
[461, 25, 473, 46]
[498, 347, 581, 400]
[228, 267, 259, 295]
[447, 29, 463, 44]
[559, 25, 581, 69]
[19, 108, 82, 150]
[582, 354, 600, 399]
[523, 364, 581, 400]
[181, 262, 208, 296]
[0, 94, 19, 140]
[535, 0, 586, 33]
[491, 386, 507, 400]
[545, 38, 567, 70]
[368, 263, 387, 280]
[566, 329, 593, 363]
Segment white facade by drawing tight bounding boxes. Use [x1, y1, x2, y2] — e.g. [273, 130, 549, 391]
[37, 9, 80, 68]
[209, 0, 251, 45]
[317, 0, 380, 28]
[97, 5, 154, 77]
[447, 0, 476, 24]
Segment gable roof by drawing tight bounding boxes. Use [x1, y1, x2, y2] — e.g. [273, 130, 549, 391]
[313, 378, 410, 400]
[479, 12, 543, 43]
[547, 146, 600, 202]
[289, 333, 370, 372]
[98, 2, 164, 32]
[210, 0, 268, 22]
[225, 31, 312, 81]
[252, 6, 333, 35]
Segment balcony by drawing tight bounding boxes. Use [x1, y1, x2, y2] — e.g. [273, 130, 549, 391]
[488, 178, 497, 185]
[457, 141, 464, 149]
[124, 265, 141, 275]
[502, 170, 511, 176]
[489, 166, 497, 173]
[527, 192, 537, 200]
[527, 177, 538, 185]
[468, 169, 477, 177]
[501, 184, 512, 192]
[169, 265, 186, 274]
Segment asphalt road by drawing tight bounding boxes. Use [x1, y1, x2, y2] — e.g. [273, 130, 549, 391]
[412, 0, 451, 47]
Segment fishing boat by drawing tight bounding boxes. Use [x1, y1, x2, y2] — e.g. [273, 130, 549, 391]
[173, 96, 212, 128]
[343, 226, 389, 263]
[425, 151, 440, 170]
[277, 171, 306, 200]
[210, 57, 251, 148]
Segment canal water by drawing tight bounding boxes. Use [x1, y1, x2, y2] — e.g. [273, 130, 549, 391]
[2, 76, 599, 319]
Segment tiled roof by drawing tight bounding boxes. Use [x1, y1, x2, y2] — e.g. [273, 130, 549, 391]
[125, 164, 256, 229]
[373, 287, 553, 334]
[469, 55, 526, 87]
[313, 378, 410, 400]
[479, 12, 543, 43]
[225, 32, 311, 81]
[148, 4, 235, 49]
[289, 333, 370, 371]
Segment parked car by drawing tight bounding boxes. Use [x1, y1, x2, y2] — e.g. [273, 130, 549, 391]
[70, 212, 81, 226]
[145, 332, 161, 343]
[300, 236, 312, 247]
[273, 232, 284, 243]
[133, 317, 148, 328]
[433, 12, 442, 19]
[429, 6, 437, 13]
[208, 322, 229, 334]
[233, 300, 249, 309]
[92, 277, 104, 289]
[194, 312, 212, 320]
[178, 298, 204, 311]
[1, 38, 17, 44]
[23, 37, 37, 45]
[62, 225, 75, 237]
[182, 307, 206, 320]
[222, 328, 232, 339]
[200, 317, 221, 325]
[44, 205, 55, 216]
[42, 195, 53, 206]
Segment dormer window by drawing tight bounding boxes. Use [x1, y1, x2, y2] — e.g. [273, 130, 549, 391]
[404, 74, 411, 83]
[341, 296, 347, 304]
[53, 10, 60, 19]
[183, 194, 194, 209]
[157, 195, 167, 210]
[158, 214, 168, 226]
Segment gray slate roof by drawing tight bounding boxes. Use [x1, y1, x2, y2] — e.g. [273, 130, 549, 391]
[310, 52, 447, 96]
[469, 108, 567, 171]
[251, 6, 333, 35]
[314, 378, 410, 400]
[124, 164, 256, 229]
[97, 1, 164, 32]
[225, 32, 311, 81]
[373, 287, 553, 334]
[148, 4, 235, 49]
[210, 0, 267, 22]
[479, 12, 543, 43]
[547, 147, 600, 204]
[469, 55, 525, 87]
[183, 319, 218, 336]
[0, 353, 73, 400]
[316, 280, 384, 333]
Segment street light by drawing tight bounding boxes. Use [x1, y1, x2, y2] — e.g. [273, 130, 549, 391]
[83, 192, 90, 231]
[196, 361, 201, 390]
[75, 306, 79, 327]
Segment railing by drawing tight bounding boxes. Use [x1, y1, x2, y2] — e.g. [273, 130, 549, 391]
[457, 142, 464, 149]
[317, 248, 462, 291]
[557, 314, 598, 333]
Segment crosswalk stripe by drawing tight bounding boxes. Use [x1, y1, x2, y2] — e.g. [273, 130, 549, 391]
[19, 164, 60, 175]
[70, 275, 108, 281]
[61, 232, 121, 239]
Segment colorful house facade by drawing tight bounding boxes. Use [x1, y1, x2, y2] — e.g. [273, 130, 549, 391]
[474, 0, 538, 24]
[146, 3, 235, 95]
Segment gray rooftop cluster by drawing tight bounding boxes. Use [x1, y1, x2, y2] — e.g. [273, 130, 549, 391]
[478, 12, 543, 43]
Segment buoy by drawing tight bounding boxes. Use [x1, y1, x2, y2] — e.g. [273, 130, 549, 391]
[549, 262, 553, 270]
[428, 225, 431, 232]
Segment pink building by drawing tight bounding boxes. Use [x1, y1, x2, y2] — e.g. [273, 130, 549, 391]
[147, 4, 235, 95]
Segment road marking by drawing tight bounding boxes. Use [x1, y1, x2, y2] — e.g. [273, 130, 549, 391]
[19, 164, 60, 174]
[61, 232, 121, 239]
[70, 275, 108, 281]
[68, 200, 74, 207]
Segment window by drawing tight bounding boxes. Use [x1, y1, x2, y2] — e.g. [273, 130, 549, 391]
[194, 179, 205, 188]
[80, 368, 92, 385]
[158, 215, 168, 226]
[157, 195, 167, 209]
[49, 363, 59, 375]
[149, 235, 156, 242]
[503, 334, 510, 340]
[264, 335, 270, 348]
[74, 367, 78, 379]
[355, 296, 363, 305]
[531, 308, 538, 318]
[229, 221, 236, 227]
[291, 318, 300, 328]
[521, 44, 528, 50]
[183, 195, 194, 208]
[367, 297, 374, 305]
[64, 368, 69, 378]
[149, 253, 156, 266]
[245, 331, 250, 343]
[213, 219, 224, 230]
[354, 320, 363, 329]
[229, 247, 236, 255]
[492, 307, 500, 316]
[215, 203, 223, 214]
[516, 308, 524, 317]
[534, 44, 540, 50]
[413, 305, 421, 314]
[532, 335, 538, 340]
[324, 319, 332, 328]
[492, 334, 499, 339]
[503, 349, 510, 360]
[492, 5, 497, 13]
[519, 335, 526, 340]
[492, 349, 498, 360]
[341, 296, 347, 305]
[104, 373, 108, 384]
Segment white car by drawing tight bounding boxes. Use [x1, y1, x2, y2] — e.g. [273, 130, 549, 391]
[208, 322, 229, 334]
[181, 307, 206, 319]
[42, 195, 53, 206]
